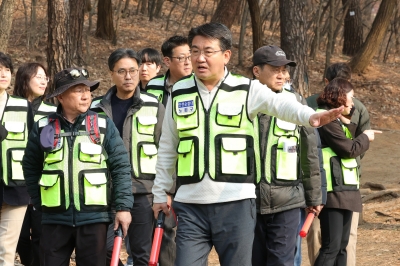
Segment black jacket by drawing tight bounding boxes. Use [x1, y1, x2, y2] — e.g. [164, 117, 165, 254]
[22, 106, 134, 226]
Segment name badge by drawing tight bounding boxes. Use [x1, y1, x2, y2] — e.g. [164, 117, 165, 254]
[177, 100, 194, 115]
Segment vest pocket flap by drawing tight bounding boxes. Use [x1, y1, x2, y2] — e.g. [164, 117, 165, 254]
[217, 103, 243, 116]
[80, 142, 102, 155]
[137, 116, 158, 126]
[175, 99, 196, 116]
[142, 144, 158, 156]
[222, 138, 246, 152]
[39, 174, 59, 187]
[276, 119, 296, 131]
[177, 139, 193, 154]
[84, 172, 107, 186]
[12, 150, 25, 162]
[4, 121, 25, 133]
[341, 158, 357, 169]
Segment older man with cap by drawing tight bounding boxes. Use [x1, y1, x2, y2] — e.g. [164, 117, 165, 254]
[250, 45, 324, 266]
[22, 67, 134, 266]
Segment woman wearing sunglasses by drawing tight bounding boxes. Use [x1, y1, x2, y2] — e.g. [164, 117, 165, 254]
[13, 62, 56, 266]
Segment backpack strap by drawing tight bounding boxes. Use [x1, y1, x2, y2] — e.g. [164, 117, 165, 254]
[85, 110, 101, 144]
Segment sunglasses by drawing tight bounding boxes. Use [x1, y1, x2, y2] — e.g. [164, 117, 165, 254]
[56, 68, 89, 84]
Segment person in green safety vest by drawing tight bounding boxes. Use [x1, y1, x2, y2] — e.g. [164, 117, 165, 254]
[250, 45, 323, 266]
[313, 78, 381, 266]
[306, 63, 371, 266]
[138, 48, 162, 91]
[151, 22, 345, 266]
[13, 62, 56, 266]
[22, 67, 134, 266]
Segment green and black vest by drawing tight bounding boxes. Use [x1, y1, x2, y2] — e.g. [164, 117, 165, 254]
[172, 73, 260, 185]
[1, 95, 30, 187]
[145, 74, 169, 106]
[91, 93, 160, 180]
[34, 101, 57, 122]
[37, 112, 110, 213]
[255, 89, 300, 185]
[317, 109, 359, 192]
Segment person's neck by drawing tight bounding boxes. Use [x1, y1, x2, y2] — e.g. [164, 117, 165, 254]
[116, 89, 134, 100]
[168, 72, 181, 86]
[61, 109, 79, 124]
[0, 89, 6, 97]
[140, 81, 148, 89]
[200, 78, 221, 92]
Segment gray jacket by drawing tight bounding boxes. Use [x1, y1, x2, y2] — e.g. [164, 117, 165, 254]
[256, 90, 322, 214]
[91, 86, 169, 195]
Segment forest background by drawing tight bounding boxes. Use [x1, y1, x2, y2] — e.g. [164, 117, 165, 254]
[1, 0, 400, 265]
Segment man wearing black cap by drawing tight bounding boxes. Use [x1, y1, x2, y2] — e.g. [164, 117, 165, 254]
[251, 45, 324, 266]
[22, 67, 134, 266]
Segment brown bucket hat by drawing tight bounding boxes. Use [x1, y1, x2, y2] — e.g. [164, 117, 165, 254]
[46, 67, 100, 99]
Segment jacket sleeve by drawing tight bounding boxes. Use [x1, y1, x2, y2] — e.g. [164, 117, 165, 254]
[22, 122, 44, 210]
[318, 119, 370, 159]
[353, 98, 371, 137]
[103, 117, 134, 211]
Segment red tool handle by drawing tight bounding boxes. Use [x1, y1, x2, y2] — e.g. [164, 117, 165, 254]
[110, 226, 123, 266]
[149, 212, 166, 266]
[299, 212, 316, 238]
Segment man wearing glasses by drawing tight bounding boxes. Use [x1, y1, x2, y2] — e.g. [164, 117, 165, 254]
[23, 67, 133, 265]
[91, 48, 165, 266]
[144, 35, 192, 107]
[152, 23, 345, 266]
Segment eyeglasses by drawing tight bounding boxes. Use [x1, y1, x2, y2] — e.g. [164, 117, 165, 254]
[114, 68, 139, 77]
[190, 49, 223, 58]
[170, 55, 191, 62]
[35, 75, 50, 82]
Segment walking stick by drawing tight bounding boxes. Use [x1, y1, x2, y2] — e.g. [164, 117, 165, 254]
[149, 211, 166, 266]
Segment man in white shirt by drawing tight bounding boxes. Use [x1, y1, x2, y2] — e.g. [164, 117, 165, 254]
[152, 22, 343, 266]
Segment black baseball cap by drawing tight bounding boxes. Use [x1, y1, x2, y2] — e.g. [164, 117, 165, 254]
[252, 45, 296, 67]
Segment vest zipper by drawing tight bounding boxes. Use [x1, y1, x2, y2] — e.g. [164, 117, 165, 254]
[205, 111, 210, 175]
[68, 129, 76, 227]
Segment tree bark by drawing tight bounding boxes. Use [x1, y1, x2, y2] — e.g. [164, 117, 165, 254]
[239, 2, 249, 66]
[47, 0, 70, 97]
[309, 0, 323, 60]
[0, 0, 16, 52]
[95, 0, 115, 40]
[323, 0, 335, 81]
[210, 0, 242, 29]
[154, 0, 164, 18]
[69, 0, 86, 65]
[247, 0, 263, 53]
[279, 0, 309, 97]
[349, 0, 397, 73]
[342, 0, 363, 56]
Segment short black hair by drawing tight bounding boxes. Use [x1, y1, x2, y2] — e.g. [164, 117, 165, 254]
[108, 48, 141, 71]
[188, 23, 232, 51]
[161, 35, 188, 58]
[0, 52, 13, 74]
[325, 63, 351, 82]
[138, 48, 162, 66]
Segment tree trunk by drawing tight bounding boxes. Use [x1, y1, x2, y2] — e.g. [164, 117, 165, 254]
[95, 0, 115, 40]
[154, 0, 164, 18]
[0, 0, 16, 52]
[331, 0, 349, 54]
[239, 2, 249, 66]
[309, 0, 323, 60]
[69, 0, 86, 65]
[210, 0, 242, 29]
[175, 0, 192, 34]
[342, 0, 363, 55]
[112, 0, 124, 45]
[349, 0, 396, 73]
[279, 0, 309, 97]
[323, 0, 335, 81]
[47, 0, 70, 97]
[247, 0, 263, 53]
[122, 0, 131, 18]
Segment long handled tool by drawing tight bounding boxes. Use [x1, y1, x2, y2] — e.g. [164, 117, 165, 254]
[149, 211, 166, 266]
[110, 225, 123, 266]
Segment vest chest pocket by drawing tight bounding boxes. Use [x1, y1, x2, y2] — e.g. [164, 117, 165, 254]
[177, 139, 195, 177]
[4, 121, 25, 141]
[44, 137, 64, 164]
[39, 172, 62, 208]
[139, 143, 158, 175]
[8, 149, 25, 181]
[274, 136, 298, 181]
[341, 158, 359, 187]
[83, 172, 108, 206]
[216, 103, 243, 128]
[273, 118, 297, 137]
[79, 142, 102, 164]
[137, 116, 157, 135]
[221, 137, 247, 175]
[175, 97, 199, 131]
